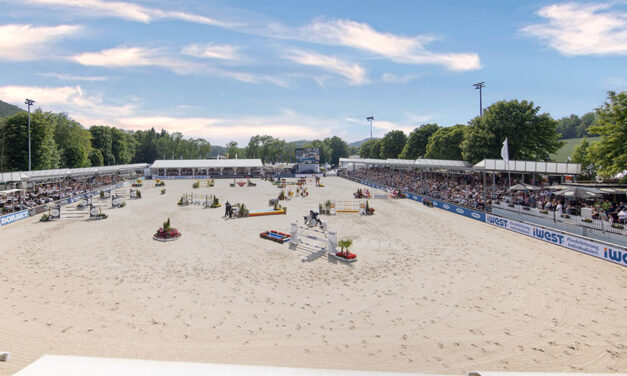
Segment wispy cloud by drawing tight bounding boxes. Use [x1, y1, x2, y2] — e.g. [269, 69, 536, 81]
[115, 112, 334, 144]
[522, 2, 627, 56]
[182, 43, 243, 60]
[0, 24, 81, 61]
[72, 46, 200, 74]
[72, 46, 289, 87]
[345, 116, 420, 136]
[38, 72, 109, 82]
[0, 85, 136, 120]
[296, 19, 481, 71]
[284, 50, 368, 85]
[22, 0, 236, 27]
[381, 72, 422, 84]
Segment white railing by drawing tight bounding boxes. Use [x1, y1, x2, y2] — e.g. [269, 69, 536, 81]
[491, 202, 626, 236]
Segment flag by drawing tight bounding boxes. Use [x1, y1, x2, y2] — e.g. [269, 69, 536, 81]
[501, 137, 509, 164]
[567, 156, 572, 162]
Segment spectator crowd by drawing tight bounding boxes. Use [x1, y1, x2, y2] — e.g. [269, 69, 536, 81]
[342, 167, 626, 225]
[1, 176, 121, 214]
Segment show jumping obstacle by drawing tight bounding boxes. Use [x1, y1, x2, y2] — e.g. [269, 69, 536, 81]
[260, 230, 291, 243]
[290, 222, 337, 255]
[335, 200, 366, 214]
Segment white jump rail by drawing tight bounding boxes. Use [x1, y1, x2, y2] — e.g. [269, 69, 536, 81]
[290, 222, 337, 254]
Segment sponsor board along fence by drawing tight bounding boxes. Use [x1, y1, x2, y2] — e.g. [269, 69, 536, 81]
[356, 178, 626, 268]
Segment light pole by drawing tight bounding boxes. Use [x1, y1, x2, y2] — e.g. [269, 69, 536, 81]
[366, 116, 374, 139]
[25, 98, 35, 171]
[473, 82, 485, 116]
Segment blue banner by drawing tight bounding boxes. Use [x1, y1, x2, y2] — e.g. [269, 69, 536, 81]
[0, 209, 30, 226]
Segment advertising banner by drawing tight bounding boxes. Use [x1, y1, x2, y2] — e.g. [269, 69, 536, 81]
[485, 214, 626, 267]
[0, 209, 30, 226]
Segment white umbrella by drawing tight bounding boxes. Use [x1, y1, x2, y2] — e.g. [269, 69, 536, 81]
[555, 186, 603, 199]
[509, 184, 540, 191]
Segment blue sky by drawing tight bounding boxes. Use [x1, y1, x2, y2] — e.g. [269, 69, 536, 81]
[0, 0, 625, 145]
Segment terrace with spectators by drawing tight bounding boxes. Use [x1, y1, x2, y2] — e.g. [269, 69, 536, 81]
[0, 164, 147, 214]
[339, 157, 626, 244]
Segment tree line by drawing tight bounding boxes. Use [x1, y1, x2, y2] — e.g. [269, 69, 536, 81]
[359, 93, 625, 179]
[0, 92, 624, 179]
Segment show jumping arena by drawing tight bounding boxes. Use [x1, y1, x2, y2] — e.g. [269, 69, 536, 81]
[0, 177, 625, 375]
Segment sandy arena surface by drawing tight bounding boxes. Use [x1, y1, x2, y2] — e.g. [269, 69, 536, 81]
[0, 177, 626, 375]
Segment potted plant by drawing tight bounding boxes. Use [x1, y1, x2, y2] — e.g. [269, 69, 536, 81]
[40, 212, 51, 222]
[136, 190, 142, 199]
[192, 181, 200, 189]
[161, 189, 166, 195]
[236, 203, 249, 217]
[336, 239, 357, 261]
[177, 196, 186, 206]
[365, 200, 375, 215]
[278, 190, 286, 200]
[93, 208, 108, 220]
[153, 217, 182, 241]
[211, 196, 221, 208]
[100, 190, 105, 199]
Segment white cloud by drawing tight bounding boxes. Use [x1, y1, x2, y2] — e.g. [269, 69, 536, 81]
[0, 85, 136, 120]
[23, 0, 235, 27]
[38, 72, 109, 82]
[72, 46, 288, 86]
[115, 113, 333, 144]
[181, 43, 243, 60]
[284, 50, 368, 85]
[522, 2, 627, 56]
[381, 73, 422, 84]
[345, 117, 418, 136]
[72, 46, 197, 74]
[298, 19, 481, 71]
[0, 24, 81, 61]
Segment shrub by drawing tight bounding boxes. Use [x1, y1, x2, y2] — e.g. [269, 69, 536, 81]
[161, 189, 166, 195]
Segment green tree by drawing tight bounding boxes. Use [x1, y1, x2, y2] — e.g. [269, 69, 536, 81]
[461, 99, 564, 163]
[379, 130, 408, 159]
[556, 114, 581, 139]
[588, 91, 626, 177]
[572, 137, 596, 178]
[111, 128, 136, 165]
[577, 112, 597, 137]
[90, 126, 115, 165]
[89, 149, 104, 166]
[50, 112, 92, 168]
[425, 124, 466, 160]
[2, 110, 60, 170]
[368, 139, 382, 159]
[226, 141, 241, 158]
[359, 139, 378, 158]
[399, 123, 439, 159]
[322, 136, 349, 166]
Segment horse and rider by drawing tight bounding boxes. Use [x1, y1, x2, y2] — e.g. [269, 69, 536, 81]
[304, 210, 325, 229]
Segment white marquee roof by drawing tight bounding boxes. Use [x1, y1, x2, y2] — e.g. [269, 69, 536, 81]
[0, 164, 149, 183]
[473, 159, 581, 175]
[340, 158, 580, 175]
[150, 159, 263, 169]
